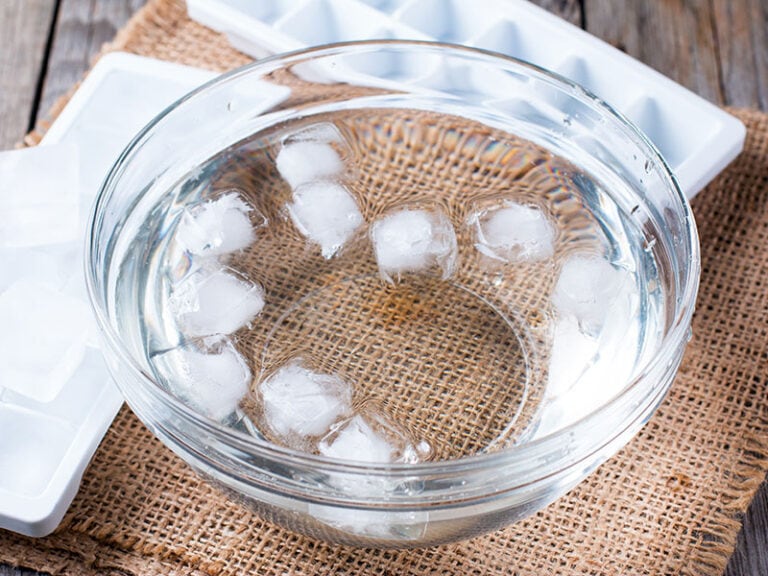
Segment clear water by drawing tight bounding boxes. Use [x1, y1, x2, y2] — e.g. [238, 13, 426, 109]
[127, 107, 665, 463]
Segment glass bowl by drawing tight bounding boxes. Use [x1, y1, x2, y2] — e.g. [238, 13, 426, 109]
[86, 41, 699, 548]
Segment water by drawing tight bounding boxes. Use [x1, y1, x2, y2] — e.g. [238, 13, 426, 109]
[127, 107, 665, 463]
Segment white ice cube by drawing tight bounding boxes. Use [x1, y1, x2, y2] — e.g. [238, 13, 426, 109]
[318, 407, 430, 464]
[259, 359, 353, 442]
[470, 202, 555, 262]
[0, 280, 92, 402]
[176, 192, 259, 257]
[545, 315, 601, 400]
[319, 415, 395, 463]
[170, 268, 265, 337]
[288, 181, 363, 258]
[276, 141, 344, 190]
[156, 337, 251, 421]
[551, 254, 634, 334]
[0, 144, 80, 248]
[536, 258, 641, 439]
[371, 207, 458, 282]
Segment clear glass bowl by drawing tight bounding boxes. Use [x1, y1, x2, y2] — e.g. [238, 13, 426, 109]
[86, 41, 699, 548]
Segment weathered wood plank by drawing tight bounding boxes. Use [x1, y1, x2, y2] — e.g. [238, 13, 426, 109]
[0, 0, 57, 149]
[711, 0, 768, 109]
[527, 0, 583, 27]
[584, 0, 724, 105]
[0, 567, 46, 576]
[725, 475, 768, 576]
[37, 0, 147, 119]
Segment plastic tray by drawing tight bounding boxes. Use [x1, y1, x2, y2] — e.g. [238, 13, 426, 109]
[187, 0, 746, 199]
[0, 53, 217, 537]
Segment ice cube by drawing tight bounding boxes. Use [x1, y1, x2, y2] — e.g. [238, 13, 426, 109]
[258, 358, 353, 444]
[318, 406, 430, 464]
[536, 262, 641, 439]
[551, 254, 633, 334]
[319, 415, 394, 463]
[176, 192, 260, 257]
[155, 337, 251, 421]
[287, 181, 364, 258]
[275, 137, 344, 190]
[0, 145, 80, 248]
[545, 315, 600, 400]
[170, 268, 265, 337]
[0, 280, 92, 402]
[370, 207, 458, 282]
[470, 202, 555, 262]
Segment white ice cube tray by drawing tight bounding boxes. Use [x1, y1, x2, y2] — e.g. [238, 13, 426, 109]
[187, 0, 746, 199]
[0, 53, 218, 537]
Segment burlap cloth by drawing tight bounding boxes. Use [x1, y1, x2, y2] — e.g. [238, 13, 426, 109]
[2, 0, 767, 574]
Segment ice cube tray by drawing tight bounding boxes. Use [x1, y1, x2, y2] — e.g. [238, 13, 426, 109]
[187, 0, 746, 199]
[0, 53, 218, 537]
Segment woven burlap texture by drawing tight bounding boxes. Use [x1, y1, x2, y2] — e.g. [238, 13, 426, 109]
[2, 0, 767, 574]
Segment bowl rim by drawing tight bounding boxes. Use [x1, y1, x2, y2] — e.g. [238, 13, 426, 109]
[85, 39, 700, 478]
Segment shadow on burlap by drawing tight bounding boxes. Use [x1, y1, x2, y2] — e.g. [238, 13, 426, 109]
[2, 1, 767, 574]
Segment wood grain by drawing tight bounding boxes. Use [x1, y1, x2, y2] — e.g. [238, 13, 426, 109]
[37, 0, 147, 119]
[711, 0, 768, 109]
[528, 0, 582, 26]
[0, 0, 57, 149]
[584, 0, 724, 105]
[725, 474, 768, 576]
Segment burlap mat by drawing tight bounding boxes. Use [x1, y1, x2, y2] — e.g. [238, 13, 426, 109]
[2, 0, 767, 574]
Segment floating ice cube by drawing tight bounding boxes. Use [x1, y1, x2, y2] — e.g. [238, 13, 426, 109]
[551, 254, 634, 334]
[470, 202, 555, 262]
[276, 124, 346, 189]
[536, 260, 641, 439]
[0, 280, 92, 402]
[170, 268, 265, 337]
[546, 315, 600, 400]
[371, 207, 458, 282]
[258, 358, 352, 444]
[320, 415, 394, 463]
[155, 337, 251, 421]
[288, 181, 363, 258]
[176, 192, 260, 257]
[0, 145, 80, 248]
[319, 406, 430, 464]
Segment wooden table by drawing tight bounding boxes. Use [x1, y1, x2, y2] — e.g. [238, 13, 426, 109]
[0, 1, 766, 574]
